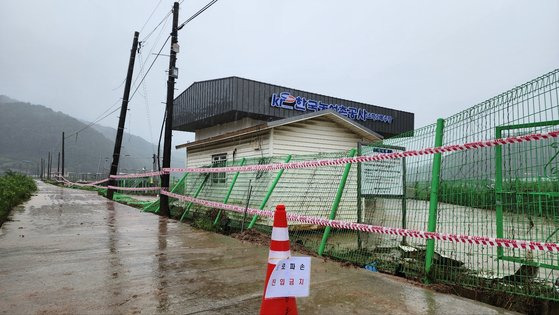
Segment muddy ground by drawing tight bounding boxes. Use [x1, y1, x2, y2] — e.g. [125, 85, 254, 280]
[0, 181, 517, 314]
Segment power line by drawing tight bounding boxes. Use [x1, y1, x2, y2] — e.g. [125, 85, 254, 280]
[70, 0, 219, 167]
[131, 0, 220, 101]
[178, 0, 219, 30]
[131, 13, 171, 91]
[65, 106, 121, 140]
[129, 35, 171, 101]
[156, 108, 167, 171]
[139, 0, 164, 34]
[64, 99, 122, 139]
[111, 77, 127, 91]
[137, 52, 156, 153]
[141, 10, 172, 43]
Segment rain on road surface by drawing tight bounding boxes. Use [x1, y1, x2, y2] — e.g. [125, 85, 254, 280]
[0, 182, 516, 314]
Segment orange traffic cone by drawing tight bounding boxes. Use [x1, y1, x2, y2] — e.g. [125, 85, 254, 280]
[259, 204, 298, 315]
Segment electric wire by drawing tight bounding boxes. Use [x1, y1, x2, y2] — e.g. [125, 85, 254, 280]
[178, 0, 219, 30]
[131, 0, 221, 109]
[157, 109, 166, 171]
[62, 1, 220, 172]
[141, 10, 172, 43]
[139, 0, 164, 34]
[129, 35, 171, 101]
[64, 99, 122, 139]
[131, 13, 171, 94]
[137, 52, 156, 154]
[111, 78, 127, 91]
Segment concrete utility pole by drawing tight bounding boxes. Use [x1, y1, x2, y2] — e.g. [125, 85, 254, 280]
[57, 152, 60, 179]
[107, 31, 140, 200]
[61, 132, 65, 179]
[47, 152, 51, 180]
[160, 1, 180, 217]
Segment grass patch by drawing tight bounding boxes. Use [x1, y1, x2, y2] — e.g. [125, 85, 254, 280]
[0, 171, 37, 226]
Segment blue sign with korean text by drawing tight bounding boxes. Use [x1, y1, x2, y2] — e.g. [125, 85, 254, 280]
[270, 92, 393, 124]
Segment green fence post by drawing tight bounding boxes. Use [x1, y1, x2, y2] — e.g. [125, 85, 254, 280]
[401, 157, 408, 245]
[247, 155, 292, 229]
[357, 143, 363, 250]
[495, 127, 504, 263]
[180, 174, 209, 222]
[424, 118, 445, 279]
[214, 158, 246, 225]
[318, 148, 357, 256]
[144, 172, 189, 213]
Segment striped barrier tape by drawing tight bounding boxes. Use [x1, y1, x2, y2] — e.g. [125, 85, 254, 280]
[109, 171, 164, 179]
[59, 176, 109, 187]
[56, 176, 158, 192]
[87, 129, 559, 178]
[160, 190, 559, 253]
[164, 129, 559, 174]
[107, 185, 162, 192]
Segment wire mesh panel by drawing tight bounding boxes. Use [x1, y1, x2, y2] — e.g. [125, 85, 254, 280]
[348, 125, 438, 274]
[430, 69, 559, 298]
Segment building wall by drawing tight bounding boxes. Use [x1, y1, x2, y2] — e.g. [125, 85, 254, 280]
[185, 118, 370, 224]
[186, 117, 373, 166]
[273, 117, 371, 156]
[194, 117, 265, 141]
[186, 131, 271, 168]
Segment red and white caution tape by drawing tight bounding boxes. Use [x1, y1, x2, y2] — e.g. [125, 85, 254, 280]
[107, 185, 162, 192]
[161, 190, 559, 253]
[59, 176, 109, 187]
[58, 176, 159, 192]
[109, 171, 164, 179]
[164, 129, 559, 174]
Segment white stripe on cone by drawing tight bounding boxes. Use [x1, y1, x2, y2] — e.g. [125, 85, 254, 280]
[271, 227, 289, 241]
[268, 250, 291, 264]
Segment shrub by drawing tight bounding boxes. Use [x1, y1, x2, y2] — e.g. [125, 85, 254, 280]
[0, 171, 37, 224]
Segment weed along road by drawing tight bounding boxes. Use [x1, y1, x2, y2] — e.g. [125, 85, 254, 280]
[0, 182, 515, 314]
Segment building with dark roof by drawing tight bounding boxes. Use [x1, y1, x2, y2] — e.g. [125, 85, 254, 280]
[173, 77, 414, 167]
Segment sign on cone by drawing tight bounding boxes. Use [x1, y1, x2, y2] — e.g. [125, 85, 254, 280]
[260, 204, 299, 315]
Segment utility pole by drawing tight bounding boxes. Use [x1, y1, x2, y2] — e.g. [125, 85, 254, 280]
[47, 152, 51, 180]
[107, 31, 140, 200]
[57, 152, 60, 179]
[160, 1, 180, 217]
[40, 158, 44, 180]
[61, 132, 65, 179]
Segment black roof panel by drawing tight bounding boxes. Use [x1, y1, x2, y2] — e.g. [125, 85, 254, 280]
[173, 77, 414, 138]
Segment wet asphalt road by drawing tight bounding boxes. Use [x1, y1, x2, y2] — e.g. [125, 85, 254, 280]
[0, 182, 516, 314]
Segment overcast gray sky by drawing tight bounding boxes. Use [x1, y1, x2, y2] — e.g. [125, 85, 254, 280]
[1, 0, 558, 147]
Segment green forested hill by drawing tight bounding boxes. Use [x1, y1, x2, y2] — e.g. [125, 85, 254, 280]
[0, 96, 184, 175]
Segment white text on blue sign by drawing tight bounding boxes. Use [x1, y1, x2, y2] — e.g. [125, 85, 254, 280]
[271, 92, 393, 124]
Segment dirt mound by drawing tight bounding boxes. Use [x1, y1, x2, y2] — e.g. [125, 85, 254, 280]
[231, 229, 270, 246]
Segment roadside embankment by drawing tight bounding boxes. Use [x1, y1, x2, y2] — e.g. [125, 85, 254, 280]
[0, 172, 37, 226]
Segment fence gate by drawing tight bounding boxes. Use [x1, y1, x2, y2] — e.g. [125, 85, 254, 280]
[495, 120, 559, 289]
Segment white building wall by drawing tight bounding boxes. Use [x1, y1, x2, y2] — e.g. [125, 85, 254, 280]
[194, 117, 265, 141]
[272, 117, 367, 155]
[186, 131, 271, 168]
[184, 117, 376, 225]
[268, 118, 367, 223]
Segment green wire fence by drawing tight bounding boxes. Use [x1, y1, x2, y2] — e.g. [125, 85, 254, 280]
[135, 69, 559, 301]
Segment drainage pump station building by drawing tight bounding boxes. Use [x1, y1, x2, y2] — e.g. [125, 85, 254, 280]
[172, 77, 414, 223]
[173, 77, 414, 167]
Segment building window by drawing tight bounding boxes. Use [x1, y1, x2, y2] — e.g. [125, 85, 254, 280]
[211, 153, 227, 184]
